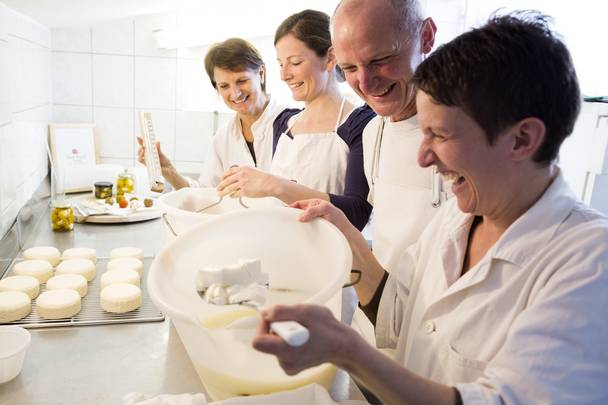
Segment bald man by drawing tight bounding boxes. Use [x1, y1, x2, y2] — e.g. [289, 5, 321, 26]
[331, 0, 446, 281]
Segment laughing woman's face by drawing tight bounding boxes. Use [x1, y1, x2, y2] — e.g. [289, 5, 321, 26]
[214, 66, 265, 116]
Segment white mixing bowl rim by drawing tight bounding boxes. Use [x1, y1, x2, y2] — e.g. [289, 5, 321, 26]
[147, 206, 352, 325]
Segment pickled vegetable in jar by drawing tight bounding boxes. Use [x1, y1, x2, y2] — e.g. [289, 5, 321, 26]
[116, 171, 134, 195]
[94, 181, 113, 199]
[50, 201, 74, 232]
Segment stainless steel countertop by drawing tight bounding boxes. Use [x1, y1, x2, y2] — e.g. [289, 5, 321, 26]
[0, 200, 365, 404]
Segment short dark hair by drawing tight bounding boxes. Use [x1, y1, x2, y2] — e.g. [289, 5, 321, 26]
[204, 38, 266, 92]
[412, 11, 581, 165]
[275, 9, 345, 82]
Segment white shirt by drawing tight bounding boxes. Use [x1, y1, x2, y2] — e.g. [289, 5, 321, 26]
[188, 97, 286, 187]
[362, 115, 444, 269]
[375, 173, 608, 404]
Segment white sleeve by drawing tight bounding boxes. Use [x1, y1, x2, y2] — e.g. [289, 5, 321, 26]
[457, 223, 608, 404]
[193, 130, 225, 188]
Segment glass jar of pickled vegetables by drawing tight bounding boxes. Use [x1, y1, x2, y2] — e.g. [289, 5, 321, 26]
[116, 171, 134, 196]
[94, 181, 113, 199]
[50, 201, 74, 232]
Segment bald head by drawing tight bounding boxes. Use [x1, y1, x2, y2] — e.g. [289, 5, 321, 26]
[331, 0, 435, 120]
[333, 0, 422, 37]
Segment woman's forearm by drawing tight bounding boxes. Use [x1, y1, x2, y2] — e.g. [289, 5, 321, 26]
[271, 177, 330, 204]
[162, 165, 190, 190]
[338, 331, 459, 405]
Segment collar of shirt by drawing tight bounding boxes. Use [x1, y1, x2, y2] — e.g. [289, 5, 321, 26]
[439, 171, 576, 288]
[228, 96, 278, 144]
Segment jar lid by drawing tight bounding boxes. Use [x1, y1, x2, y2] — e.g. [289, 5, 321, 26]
[118, 172, 133, 179]
[94, 181, 113, 188]
[52, 200, 72, 208]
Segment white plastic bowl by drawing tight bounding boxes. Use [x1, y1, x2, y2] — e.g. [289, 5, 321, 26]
[157, 187, 281, 242]
[0, 326, 30, 384]
[148, 206, 352, 400]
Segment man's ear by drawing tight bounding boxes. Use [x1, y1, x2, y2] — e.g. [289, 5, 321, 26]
[509, 117, 546, 161]
[420, 17, 437, 55]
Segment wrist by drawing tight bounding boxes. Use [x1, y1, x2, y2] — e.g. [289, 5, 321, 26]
[270, 176, 289, 200]
[332, 325, 364, 372]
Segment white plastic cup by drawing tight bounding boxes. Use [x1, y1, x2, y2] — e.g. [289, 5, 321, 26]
[0, 326, 31, 384]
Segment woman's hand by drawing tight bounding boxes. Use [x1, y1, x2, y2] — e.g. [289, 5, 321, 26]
[252, 304, 354, 375]
[217, 166, 279, 198]
[136, 137, 173, 170]
[291, 199, 355, 236]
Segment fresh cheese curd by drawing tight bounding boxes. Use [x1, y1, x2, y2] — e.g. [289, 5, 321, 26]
[46, 274, 88, 297]
[0, 276, 40, 299]
[101, 269, 140, 289]
[36, 289, 81, 319]
[22, 246, 61, 266]
[110, 247, 144, 260]
[0, 291, 32, 322]
[197, 259, 268, 306]
[12, 260, 53, 283]
[61, 247, 97, 263]
[55, 259, 96, 282]
[106, 257, 143, 277]
[100, 284, 141, 313]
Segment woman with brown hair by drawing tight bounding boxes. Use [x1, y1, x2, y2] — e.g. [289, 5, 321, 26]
[137, 38, 286, 189]
[217, 10, 375, 230]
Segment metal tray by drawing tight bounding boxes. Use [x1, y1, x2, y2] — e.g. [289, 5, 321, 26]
[0, 257, 164, 328]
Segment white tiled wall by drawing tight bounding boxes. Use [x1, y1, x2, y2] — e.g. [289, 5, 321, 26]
[0, 2, 51, 238]
[49, 5, 470, 179]
[51, 13, 234, 175]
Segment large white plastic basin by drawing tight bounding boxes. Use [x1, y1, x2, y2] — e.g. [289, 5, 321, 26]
[157, 187, 281, 242]
[148, 207, 352, 400]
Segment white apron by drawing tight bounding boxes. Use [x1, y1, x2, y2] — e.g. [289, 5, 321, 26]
[366, 116, 447, 271]
[270, 99, 349, 195]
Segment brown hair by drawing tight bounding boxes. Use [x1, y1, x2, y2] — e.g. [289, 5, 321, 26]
[275, 9, 344, 81]
[204, 38, 266, 92]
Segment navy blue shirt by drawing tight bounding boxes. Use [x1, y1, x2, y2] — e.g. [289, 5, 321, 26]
[272, 105, 376, 230]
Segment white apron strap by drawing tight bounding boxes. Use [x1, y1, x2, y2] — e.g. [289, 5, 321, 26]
[333, 97, 347, 131]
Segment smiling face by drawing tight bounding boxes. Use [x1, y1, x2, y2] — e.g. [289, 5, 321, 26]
[213, 67, 265, 116]
[332, 1, 434, 121]
[275, 34, 333, 103]
[416, 91, 515, 216]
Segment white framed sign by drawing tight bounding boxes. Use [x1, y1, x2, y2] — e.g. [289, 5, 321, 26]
[49, 123, 99, 193]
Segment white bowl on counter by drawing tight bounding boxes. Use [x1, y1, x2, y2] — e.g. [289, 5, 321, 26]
[0, 326, 31, 384]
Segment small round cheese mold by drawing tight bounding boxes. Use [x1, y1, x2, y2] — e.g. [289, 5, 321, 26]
[61, 247, 97, 263]
[36, 289, 81, 319]
[46, 274, 88, 297]
[12, 260, 53, 283]
[0, 291, 32, 322]
[22, 246, 61, 266]
[110, 247, 144, 260]
[0, 275, 40, 299]
[101, 269, 140, 289]
[55, 259, 96, 282]
[100, 284, 141, 313]
[106, 257, 143, 277]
